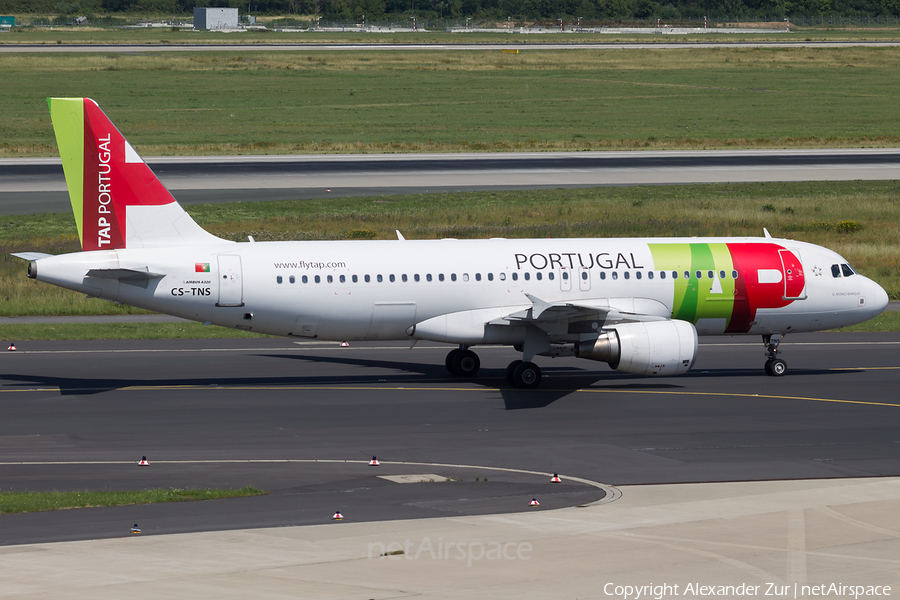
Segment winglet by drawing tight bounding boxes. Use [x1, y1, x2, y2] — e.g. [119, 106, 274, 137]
[763, 228, 772, 239]
[396, 230, 406, 241]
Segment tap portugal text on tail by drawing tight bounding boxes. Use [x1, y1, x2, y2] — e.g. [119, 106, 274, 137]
[13, 98, 890, 388]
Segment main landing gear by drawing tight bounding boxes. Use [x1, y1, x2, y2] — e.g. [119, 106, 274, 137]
[763, 334, 787, 377]
[505, 360, 542, 389]
[443, 346, 542, 389]
[445, 346, 481, 377]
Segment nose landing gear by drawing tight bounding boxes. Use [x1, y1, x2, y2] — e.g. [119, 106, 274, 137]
[763, 334, 787, 376]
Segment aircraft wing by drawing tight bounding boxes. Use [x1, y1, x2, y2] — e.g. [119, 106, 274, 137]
[489, 294, 670, 326]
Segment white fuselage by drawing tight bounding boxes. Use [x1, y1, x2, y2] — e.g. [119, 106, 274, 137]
[32, 236, 889, 346]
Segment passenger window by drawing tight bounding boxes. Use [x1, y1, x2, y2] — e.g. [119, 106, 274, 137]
[636, 271, 642, 280]
[487, 273, 493, 281]
[276, 275, 283, 284]
[325, 275, 331, 283]
[377, 274, 383, 283]
[612, 272, 618, 280]
[831, 264, 841, 278]
[672, 271, 678, 279]
[624, 272, 630, 280]
[475, 273, 481, 281]
[841, 264, 855, 277]
[414, 274, 420, 282]
[548, 272, 555, 280]
[339, 275, 346, 283]
[696, 270, 702, 279]
[499, 273, 506, 281]
[451, 273, 457, 282]
[426, 274, 433, 282]
[581, 271, 588, 280]
[402, 274, 408, 282]
[389, 274, 395, 282]
[512, 273, 518, 281]
[352, 275, 357, 283]
[289, 275, 295, 284]
[562, 272, 568, 280]
[365, 274, 371, 283]
[315, 275, 321, 283]
[685, 271, 691, 280]
[732, 270, 738, 279]
[439, 274, 445, 282]
[302, 275, 309, 284]
[708, 271, 714, 279]
[719, 270, 725, 279]
[524, 273, 530, 281]
[535, 272, 542, 281]
[659, 271, 665, 280]
[463, 273, 469, 282]
[600, 272, 606, 280]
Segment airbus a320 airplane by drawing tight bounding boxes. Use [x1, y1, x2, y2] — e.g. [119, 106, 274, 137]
[14, 98, 889, 388]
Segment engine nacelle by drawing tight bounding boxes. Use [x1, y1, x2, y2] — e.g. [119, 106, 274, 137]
[576, 320, 698, 376]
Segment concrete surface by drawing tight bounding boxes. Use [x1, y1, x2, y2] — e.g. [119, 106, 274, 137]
[2, 477, 898, 599]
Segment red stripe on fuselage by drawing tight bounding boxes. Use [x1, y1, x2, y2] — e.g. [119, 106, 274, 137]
[725, 243, 796, 333]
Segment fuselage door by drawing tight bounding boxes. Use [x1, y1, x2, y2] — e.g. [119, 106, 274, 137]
[366, 302, 417, 340]
[216, 255, 244, 307]
[779, 249, 807, 300]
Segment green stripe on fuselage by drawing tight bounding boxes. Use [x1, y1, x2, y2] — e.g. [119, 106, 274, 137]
[649, 243, 736, 326]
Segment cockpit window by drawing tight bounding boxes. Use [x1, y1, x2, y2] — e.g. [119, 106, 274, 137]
[841, 264, 855, 277]
[831, 264, 841, 278]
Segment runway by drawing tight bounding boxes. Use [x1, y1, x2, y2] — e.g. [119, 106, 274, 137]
[1, 333, 898, 546]
[3, 41, 900, 53]
[3, 149, 900, 215]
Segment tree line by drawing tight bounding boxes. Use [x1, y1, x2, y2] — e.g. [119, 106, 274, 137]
[3, 0, 899, 21]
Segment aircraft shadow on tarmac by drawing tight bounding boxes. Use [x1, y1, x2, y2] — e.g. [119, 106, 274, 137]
[0, 353, 858, 411]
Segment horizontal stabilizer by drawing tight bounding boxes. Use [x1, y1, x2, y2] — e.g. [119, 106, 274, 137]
[86, 267, 166, 281]
[11, 252, 54, 261]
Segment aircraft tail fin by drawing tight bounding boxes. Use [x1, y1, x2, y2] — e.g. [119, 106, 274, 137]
[48, 98, 227, 251]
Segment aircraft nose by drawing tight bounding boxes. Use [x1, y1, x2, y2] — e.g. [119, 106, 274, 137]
[868, 279, 890, 315]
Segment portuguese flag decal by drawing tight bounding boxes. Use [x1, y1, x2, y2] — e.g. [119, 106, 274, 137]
[195, 263, 210, 273]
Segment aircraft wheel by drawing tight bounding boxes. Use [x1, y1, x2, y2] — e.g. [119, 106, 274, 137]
[765, 358, 787, 377]
[445, 349, 461, 375]
[506, 360, 522, 385]
[452, 349, 481, 377]
[512, 361, 542, 389]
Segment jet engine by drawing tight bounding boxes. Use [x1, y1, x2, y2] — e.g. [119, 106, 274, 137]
[575, 320, 698, 376]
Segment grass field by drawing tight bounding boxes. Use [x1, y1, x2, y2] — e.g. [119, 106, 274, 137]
[3, 47, 900, 156]
[0, 487, 267, 514]
[2, 181, 898, 323]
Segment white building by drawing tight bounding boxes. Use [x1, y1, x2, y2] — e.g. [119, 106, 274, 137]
[194, 8, 239, 30]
